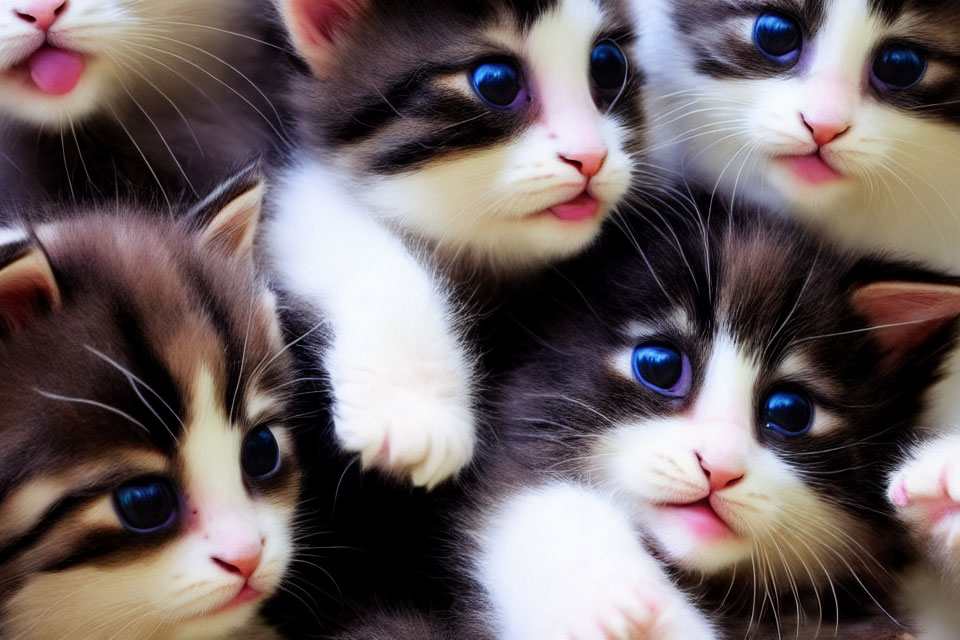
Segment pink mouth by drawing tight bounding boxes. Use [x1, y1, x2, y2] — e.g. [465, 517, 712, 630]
[548, 192, 601, 222]
[215, 583, 262, 614]
[8, 46, 85, 96]
[779, 152, 844, 186]
[666, 499, 734, 541]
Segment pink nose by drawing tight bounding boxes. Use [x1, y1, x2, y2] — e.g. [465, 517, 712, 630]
[14, 0, 66, 31]
[212, 542, 263, 580]
[698, 454, 744, 492]
[559, 151, 606, 178]
[802, 115, 850, 147]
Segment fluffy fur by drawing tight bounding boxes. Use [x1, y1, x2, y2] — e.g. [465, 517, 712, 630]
[0, 0, 294, 206]
[0, 176, 299, 639]
[633, 2, 960, 634]
[267, 0, 646, 486]
[457, 202, 960, 639]
[637, 0, 960, 272]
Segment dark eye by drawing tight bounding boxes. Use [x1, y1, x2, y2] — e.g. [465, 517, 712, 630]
[754, 13, 802, 63]
[632, 345, 691, 397]
[591, 41, 628, 92]
[871, 45, 927, 90]
[763, 390, 813, 436]
[113, 477, 178, 534]
[242, 425, 281, 480]
[471, 60, 526, 110]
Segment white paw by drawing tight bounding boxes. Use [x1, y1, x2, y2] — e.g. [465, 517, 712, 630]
[889, 435, 960, 556]
[550, 577, 672, 640]
[326, 336, 476, 489]
[482, 485, 715, 640]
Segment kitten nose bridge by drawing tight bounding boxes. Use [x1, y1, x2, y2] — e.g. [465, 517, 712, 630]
[204, 513, 264, 579]
[13, 0, 66, 31]
[801, 74, 855, 147]
[559, 151, 607, 178]
[211, 531, 264, 579]
[696, 451, 745, 491]
[801, 114, 851, 147]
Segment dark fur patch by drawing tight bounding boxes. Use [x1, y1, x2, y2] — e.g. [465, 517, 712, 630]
[289, 0, 645, 174]
[0, 208, 299, 608]
[668, 0, 960, 125]
[450, 191, 957, 636]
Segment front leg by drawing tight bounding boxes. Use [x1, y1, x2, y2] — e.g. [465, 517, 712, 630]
[475, 483, 716, 640]
[267, 162, 476, 488]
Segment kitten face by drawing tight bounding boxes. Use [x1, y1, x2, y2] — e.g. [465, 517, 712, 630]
[282, 0, 645, 270]
[640, 0, 960, 224]
[499, 213, 956, 589]
[0, 186, 300, 639]
[0, 0, 249, 127]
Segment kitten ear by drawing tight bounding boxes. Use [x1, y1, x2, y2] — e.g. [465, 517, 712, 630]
[279, 0, 368, 76]
[0, 237, 60, 335]
[851, 281, 960, 366]
[192, 165, 266, 260]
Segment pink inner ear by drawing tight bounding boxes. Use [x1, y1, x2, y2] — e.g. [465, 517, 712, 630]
[283, 0, 367, 75]
[301, 1, 356, 43]
[852, 282, 960, 366]
[0, 259, 59, 332]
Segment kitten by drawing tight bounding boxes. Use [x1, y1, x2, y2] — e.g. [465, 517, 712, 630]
[266, 0, 646, 487]
[633, 2, 960, 634]
[0, 0, 293, 207]
[0, 174, 300, 639]
[636, 0, 960, 273]
[459, 204, 960, 639]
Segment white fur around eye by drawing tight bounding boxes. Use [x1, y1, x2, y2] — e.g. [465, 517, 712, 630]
[637, 0, 960, 274]
[0, 227, 27, 247]
[592, 334, 864, 579]
[1, 369, 296, 640]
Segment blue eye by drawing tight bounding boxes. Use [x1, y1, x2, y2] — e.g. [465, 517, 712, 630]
[113, 477, 178, 534]
[763, 391, 813, 436]
[872, 45, 927, 90]
[591, 41, 628, 92]
[241, 425, 281, 480]
[754, 13, 802, 63]
[471, 60, 527, 110]
[631, 345, 691, 397]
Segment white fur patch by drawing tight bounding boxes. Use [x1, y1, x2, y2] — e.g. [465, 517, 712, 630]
[0, 226, 26, 247]
[596, 334, 862, 579]
[477, 483, 716, 640]
[1, 368, 294, 640]
[267, 161, 476, 488]
[0, 0, 249, 127]
[637, 0, 960, 273]
[357, 0, 635, 271]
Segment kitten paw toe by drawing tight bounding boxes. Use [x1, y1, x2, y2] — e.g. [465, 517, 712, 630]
[891, 446, 960, 554]
[561, 584, 667, 640]
[331, 365, 475, 489]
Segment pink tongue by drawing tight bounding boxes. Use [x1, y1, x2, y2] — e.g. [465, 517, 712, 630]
[782, 153, 842, 185]
[28, 47, 85, 95]
[549, 193, 600, 222]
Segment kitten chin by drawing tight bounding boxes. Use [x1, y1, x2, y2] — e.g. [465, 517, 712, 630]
[456, 192, 960, 638]
[0, 172, 300, 640]
[635, 0, 960, 274]
[278, 0, 645, 272]
[0, 0, 295, 206]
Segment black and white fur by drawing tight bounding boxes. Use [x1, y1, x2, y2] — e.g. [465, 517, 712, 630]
[267, 0, 646, 487]
[632, 2, 960, 634]
[457, 204, 960, 639]
[0, 0, 294, 207]
[0, 176, 300, 639]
